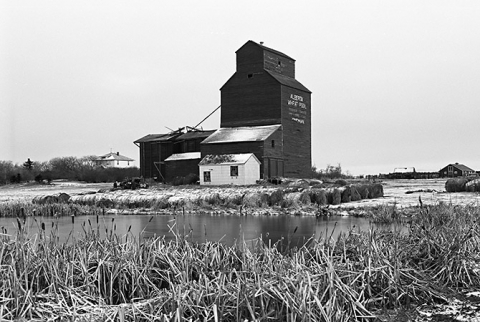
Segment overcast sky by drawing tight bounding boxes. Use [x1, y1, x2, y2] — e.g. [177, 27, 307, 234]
[1, 1, 480, 176]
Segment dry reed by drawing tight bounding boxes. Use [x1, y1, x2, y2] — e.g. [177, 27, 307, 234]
[2, 203, 478, 320]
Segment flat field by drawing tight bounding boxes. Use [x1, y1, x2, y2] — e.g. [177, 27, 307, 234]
[345, 178, 480, 208]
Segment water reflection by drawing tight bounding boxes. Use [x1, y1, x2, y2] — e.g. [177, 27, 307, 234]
[0, 214, 383, 248]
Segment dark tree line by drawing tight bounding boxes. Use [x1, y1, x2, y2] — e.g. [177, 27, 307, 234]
[0, 156, 139, 185]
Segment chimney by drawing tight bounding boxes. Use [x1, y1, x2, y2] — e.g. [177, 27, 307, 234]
[117, 152, 119, 156]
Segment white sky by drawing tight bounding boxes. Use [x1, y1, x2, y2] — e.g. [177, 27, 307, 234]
[1, 0, 480, 176]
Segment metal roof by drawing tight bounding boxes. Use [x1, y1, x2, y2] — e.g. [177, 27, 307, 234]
[265, 70, 311, 93]
[201, 125, 281, 144]
[164, 152, 201, 162]
[199, 153, 260, 166]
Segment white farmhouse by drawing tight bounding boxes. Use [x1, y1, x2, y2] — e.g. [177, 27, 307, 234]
[94, 152, 135, 168]
[199, 153, 260, 185]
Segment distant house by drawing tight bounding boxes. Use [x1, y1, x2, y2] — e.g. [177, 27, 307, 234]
[94, 152, 135, 168]
[199, 153, 260, 185]
[439, 163, 476, 178]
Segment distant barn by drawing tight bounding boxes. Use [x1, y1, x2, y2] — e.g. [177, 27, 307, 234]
[439, 163, 476, 178]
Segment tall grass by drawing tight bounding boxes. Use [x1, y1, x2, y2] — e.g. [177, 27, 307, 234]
[0, 201, 103, 218]
[1, 203, 480, 321]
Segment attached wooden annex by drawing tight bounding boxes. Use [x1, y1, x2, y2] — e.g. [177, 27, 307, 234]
[199, 153, 260, 186]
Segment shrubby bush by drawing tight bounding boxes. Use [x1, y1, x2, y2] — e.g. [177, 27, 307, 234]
[311, 163, 352, 180]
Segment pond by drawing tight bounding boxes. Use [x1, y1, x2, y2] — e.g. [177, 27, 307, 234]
[0, 213, 400, 248]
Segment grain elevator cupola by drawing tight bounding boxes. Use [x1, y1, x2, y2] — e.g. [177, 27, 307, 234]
[216, 40, 312, 178]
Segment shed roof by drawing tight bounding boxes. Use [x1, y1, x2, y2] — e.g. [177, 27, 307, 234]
[95, 152, 134, 162]
[201, 125, 281, 144]
[199, 153, 260, 166]
[164, 152, 201, 162]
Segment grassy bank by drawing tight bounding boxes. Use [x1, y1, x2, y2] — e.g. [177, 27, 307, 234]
[4, 182, 383, 217]
[1, 203, 479, 321]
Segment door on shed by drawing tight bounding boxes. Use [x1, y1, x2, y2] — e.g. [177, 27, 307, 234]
[267, 158, 284, 178]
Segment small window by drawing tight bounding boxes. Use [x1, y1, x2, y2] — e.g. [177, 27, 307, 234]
[204, 171, 211, 182]
[271, 140, 275, 148]
[248, 74, 253, 78]
[230, 166, 238, 177]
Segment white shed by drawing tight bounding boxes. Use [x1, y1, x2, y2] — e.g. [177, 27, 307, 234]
[199, 153, 260, 185]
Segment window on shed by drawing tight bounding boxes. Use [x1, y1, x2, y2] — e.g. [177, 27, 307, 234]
[271, 140, 275, 148]
[204, 171, 211, 182]
[230, 166, 238, 177]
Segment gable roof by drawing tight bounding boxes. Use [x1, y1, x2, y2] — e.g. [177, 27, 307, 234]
[265, 70, 311, 93]
[444, 163, 475, 172]
[237, 40, 295, 61]
[199, 153, 260, 166]
[95, 152, 134, 162]
[201, 125, 281, 144]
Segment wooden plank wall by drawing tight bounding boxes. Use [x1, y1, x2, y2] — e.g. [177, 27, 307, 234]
[280, 87, 311, 178]
[221, 74, 281, 128]
[165, 159, 201, 183]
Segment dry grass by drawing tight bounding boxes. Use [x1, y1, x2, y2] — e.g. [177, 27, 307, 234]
[1, 203, 480, 320]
